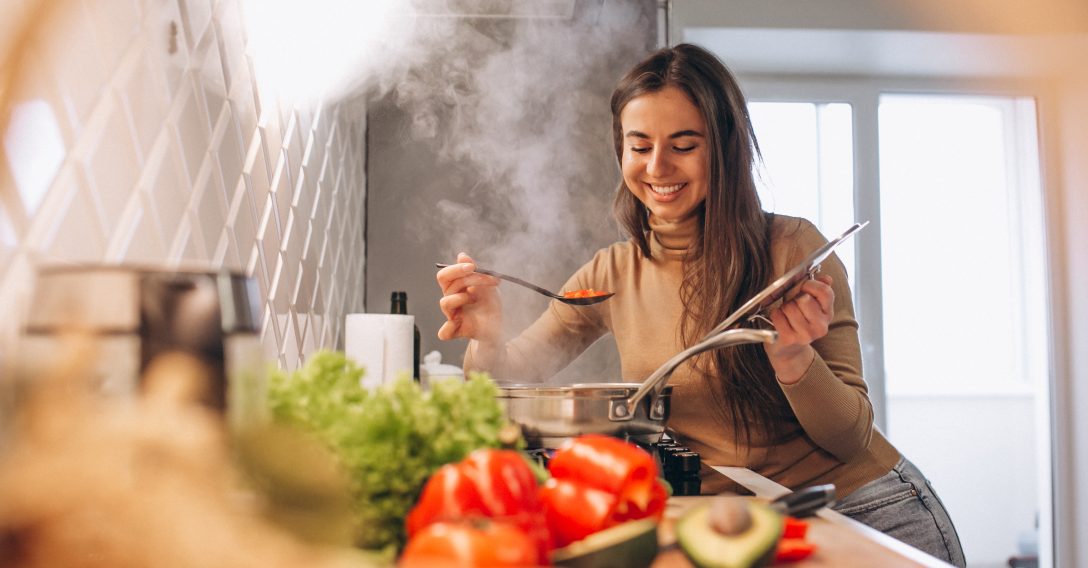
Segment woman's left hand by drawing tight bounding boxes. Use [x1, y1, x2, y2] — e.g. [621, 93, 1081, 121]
[764, 274, 834, 384]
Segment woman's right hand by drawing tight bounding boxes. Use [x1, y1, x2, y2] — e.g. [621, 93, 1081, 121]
[436, 252, 503, 343]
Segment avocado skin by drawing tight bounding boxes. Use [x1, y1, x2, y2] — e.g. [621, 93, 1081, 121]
[552, 519, 659, 568]
[676, 500, 783, 568]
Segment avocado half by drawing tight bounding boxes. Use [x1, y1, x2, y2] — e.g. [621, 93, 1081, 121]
[676, 499, 783, 568]
[551, 519, 659, 568]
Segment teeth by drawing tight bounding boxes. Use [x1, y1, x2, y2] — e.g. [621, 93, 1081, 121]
[650, 183, 684, 195]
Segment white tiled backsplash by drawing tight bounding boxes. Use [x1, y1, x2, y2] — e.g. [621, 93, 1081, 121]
[0, 0, 368, 370]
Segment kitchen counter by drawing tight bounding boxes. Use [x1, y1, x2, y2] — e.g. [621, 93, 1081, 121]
[650, 466, 953, 568]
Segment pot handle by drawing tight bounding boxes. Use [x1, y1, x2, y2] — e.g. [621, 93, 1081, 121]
[608, 328, 777, 421]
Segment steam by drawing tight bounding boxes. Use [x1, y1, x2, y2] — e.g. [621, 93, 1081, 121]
[243, 0, 652, 357]
[373, 3, 652, 271]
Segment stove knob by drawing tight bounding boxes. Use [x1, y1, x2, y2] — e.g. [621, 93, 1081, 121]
[667, 475, 702, 496]
[665, 451, 701, 475]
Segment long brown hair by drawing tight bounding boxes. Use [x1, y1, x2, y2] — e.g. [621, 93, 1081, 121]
[610, 43, 796, 446]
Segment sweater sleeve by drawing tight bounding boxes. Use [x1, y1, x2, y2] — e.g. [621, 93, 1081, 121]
[463, 253, 610, 383]
[776, 221, 875, 462]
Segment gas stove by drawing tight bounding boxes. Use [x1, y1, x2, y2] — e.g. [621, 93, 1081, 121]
[525, 434, 702, 496]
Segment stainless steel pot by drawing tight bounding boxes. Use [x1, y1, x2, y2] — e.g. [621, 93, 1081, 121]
[498, 328, 777, 448]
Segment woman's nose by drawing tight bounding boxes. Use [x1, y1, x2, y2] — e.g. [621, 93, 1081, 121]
[646, 149, 671, 176]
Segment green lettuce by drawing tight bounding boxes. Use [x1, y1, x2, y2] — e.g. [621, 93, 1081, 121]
[266, 350, 508, 551]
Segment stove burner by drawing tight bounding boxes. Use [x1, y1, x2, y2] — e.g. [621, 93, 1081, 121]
[523, 435, 702, 496]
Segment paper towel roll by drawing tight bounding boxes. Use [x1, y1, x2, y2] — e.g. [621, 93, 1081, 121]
[345, 314, 414, 389]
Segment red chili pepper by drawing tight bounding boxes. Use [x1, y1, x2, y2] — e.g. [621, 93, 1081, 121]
[405, 449, 550, 564]
[783, 516, 809, 539]
[548, 435, 659, 511]
[775, 538, 817, 562]
[537, 477, 619, 548]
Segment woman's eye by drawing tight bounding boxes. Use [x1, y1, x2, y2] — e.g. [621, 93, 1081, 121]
[674, 145, 696, 153]
[630, 147, 651, 154]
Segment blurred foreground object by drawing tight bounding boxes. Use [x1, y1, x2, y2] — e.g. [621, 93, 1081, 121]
[16, 266, 265, 429]
[0, 343, 386, 568]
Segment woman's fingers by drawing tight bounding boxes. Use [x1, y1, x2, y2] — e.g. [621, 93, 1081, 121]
[436, 262, 474, 294]
[436, 252, 505, 342]
[439, 291, 471, 318]
[773, 276, 835, 344]
[799, 275, 834, 314]
[437, 319, 460, 341]
[440, 272, 498, 297]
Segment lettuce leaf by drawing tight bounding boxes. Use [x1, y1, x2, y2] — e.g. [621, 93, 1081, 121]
[266, 350, 508, 551]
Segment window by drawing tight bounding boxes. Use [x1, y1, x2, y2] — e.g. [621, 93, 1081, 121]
[749, 102, 857, 291]
[878, 94, 1046, 396]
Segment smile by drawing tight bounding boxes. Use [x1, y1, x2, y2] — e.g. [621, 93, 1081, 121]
[649, 182, 686, 195]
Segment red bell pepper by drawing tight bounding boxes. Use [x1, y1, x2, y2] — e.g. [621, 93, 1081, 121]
[399, 518, 539, 568]
[775, 538, 817, 562]
[540, 435, 666, 548]
[548, 435, 659, 512]
[406, 462, 488, 536]
[611, 475, 668, 524]
[783, 516, 809, 539]
[538, 477, 619, 548]
[405, 449, 550, 565]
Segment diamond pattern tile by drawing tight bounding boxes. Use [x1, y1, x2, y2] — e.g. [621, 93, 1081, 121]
[47, 183, 106, 262]
[195, 160, 227, 255]
[216, 105, 245, 190]
[81, 0, 141, 75]
[83, 94, 140, 230]
[146, 139, 191, 240]
[178, 0, 214, 53]
[44, 5, 111, 136]
[0, 0, 367, 371]
[118, 50, 173, 164]
[227, 177, 256, 249]
[172, 79, 211, 185]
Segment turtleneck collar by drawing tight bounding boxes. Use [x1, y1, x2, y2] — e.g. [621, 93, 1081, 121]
[648, 213, 700, 259]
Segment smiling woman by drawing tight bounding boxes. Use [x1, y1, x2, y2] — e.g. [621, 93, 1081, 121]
[619, 86, 709, 223]
[437, 42, 967, 565]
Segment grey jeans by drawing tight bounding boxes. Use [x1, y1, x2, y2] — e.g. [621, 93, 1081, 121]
[832, 457, 966, 567]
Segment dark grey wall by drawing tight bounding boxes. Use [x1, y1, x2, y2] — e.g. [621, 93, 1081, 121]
[364, 2, 657, 380]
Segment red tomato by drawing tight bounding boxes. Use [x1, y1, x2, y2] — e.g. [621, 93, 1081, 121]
[399, 520, 540, 568]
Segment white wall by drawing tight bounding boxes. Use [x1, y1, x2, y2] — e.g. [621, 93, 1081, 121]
[0, 0, 368, 370]
[1051, 74, 1088, 568]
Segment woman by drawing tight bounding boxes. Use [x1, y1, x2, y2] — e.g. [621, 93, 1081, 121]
[435, 43, 965, 565]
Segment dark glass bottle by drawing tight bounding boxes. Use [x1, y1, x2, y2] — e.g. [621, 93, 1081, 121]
[390, 291, 421, 380]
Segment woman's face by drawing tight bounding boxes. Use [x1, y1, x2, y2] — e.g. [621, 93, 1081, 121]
[619, 85, 709, 223]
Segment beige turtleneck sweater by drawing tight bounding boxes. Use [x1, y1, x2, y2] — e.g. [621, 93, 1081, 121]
[465, 213, 900, 497]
